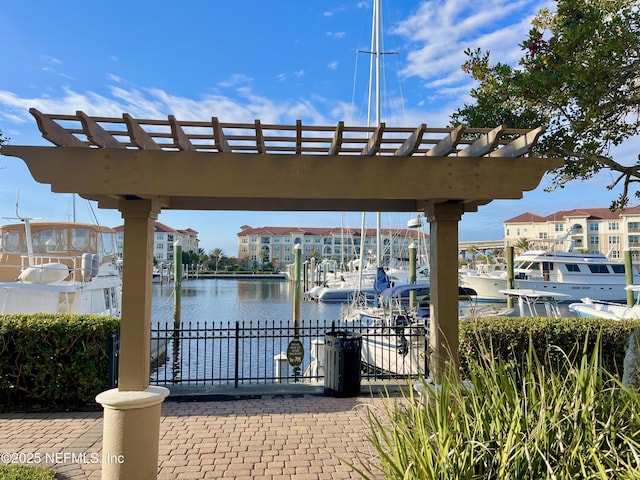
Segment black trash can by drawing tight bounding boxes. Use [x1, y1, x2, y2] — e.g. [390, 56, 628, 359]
[324, 330, 362, 397]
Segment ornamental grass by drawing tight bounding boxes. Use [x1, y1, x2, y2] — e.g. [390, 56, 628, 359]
[354, 332, 640, 479]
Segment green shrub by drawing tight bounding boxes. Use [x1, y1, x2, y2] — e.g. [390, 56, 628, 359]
[0, 314, 119, 410]
[0, 464, 56, 480]
[356, 333, 640, 479]
[459, 316, 640, 377]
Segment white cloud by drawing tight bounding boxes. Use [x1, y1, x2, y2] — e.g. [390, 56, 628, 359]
[217, 74, 253, 88]
[391, 0, 551, 103]
[326, 31, 346, 40]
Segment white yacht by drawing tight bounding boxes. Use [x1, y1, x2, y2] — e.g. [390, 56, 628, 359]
[459, 249, 631, 303]
[0, 220, 122, 316]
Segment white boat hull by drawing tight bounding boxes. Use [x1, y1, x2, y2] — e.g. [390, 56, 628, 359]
[569, 299, 640, 321]
[459, 275, 627, 303]
[361, 325, 426, 376]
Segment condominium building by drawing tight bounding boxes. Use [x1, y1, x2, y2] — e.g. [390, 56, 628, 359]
[114, 222, 199, 262]
[503, 206, 640, 261]
[237, 225, 426, 269]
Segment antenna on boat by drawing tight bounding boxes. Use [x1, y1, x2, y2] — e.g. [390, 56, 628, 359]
[8, 189, 40, 266]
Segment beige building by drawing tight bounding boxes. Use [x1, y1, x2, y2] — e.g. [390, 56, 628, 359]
[503, 206, 640, 261]
[237, 225, 426, 268]
[114, 221, 199, 262]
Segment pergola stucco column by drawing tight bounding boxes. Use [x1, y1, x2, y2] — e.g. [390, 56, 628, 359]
[95, 198, 169, 480]
[426, 201, 464, 383]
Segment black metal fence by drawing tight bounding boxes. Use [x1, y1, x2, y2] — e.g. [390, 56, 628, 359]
[109, 318, 428, 388]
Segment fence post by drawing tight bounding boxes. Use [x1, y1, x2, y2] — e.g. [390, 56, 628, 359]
[108, 333, 120, 388]
[234, 321, 240, 388]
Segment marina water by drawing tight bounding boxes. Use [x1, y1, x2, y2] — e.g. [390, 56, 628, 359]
[152, 277, 344, 326]
[152, 277, 574, 326]
[148, 277, 575, 385]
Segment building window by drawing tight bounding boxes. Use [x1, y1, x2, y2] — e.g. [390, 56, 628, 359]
[609, 236, 620, 245]
[554, 223, 564, 232]
[589, 236, 599, 245]
[589, 223, 599, 232]
[630, 235, 640, 247]
[609, 221, 619, 230]
[630, 222, 640, 233]
[538, 232, 548, 239]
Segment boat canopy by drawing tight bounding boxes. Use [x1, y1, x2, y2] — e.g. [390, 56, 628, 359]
[379, 283, 477, 298]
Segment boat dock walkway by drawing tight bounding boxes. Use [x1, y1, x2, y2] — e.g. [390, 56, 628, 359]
[0, 383, 404, 479]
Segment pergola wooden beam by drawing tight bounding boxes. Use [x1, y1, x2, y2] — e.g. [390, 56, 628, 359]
[426, 123, 465, 157]
[254, 119, 265, 153]
[362, 122, 385, 156]
[394, 123, 426, 156]
[328, 121, 344, 156]
[168, 115, 195, 151]
[489, 125, 545, 158]
[212, 116, 231, 152]
[30, 108, 85, 147]
[458, 124, 505, 157]
[124, 114, 161, 150]
[78, 111, 123, 148]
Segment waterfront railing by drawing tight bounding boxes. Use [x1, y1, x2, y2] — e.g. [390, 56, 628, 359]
[109, 319, 427, 388]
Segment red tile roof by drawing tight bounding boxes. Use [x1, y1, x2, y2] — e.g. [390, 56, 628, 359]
[505, 206, 640, 223]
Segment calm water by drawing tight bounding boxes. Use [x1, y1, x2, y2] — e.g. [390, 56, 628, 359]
[151, 277, 575, 325]
[151, 278, 344, 326]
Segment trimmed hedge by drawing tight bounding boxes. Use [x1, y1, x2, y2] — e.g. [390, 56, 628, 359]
[0, 314, 119, 410]
[459, 316, 640, 377]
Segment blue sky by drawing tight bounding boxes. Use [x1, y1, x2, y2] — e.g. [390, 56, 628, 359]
[0, 0, 636, 255]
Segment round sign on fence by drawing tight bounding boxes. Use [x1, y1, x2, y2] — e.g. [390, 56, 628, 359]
[286, 339, 304, 369]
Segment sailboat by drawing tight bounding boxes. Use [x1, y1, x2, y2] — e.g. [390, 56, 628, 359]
[333, 0, 432, 376]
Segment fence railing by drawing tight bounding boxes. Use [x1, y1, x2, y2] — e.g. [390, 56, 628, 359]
[109, 318, 428, 388]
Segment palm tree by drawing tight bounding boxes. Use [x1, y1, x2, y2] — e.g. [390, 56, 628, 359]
[515, 238, 531, 255]
[210, 248, 224, 273]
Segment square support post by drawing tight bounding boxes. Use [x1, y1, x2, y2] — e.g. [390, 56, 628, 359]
[426, 202, 464, 384]
[96, 198, 169, 480]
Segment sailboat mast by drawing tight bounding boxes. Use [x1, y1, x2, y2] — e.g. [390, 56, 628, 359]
[373, 0, 382, 268]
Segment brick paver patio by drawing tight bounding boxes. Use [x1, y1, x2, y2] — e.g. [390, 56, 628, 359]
[0, 393, 398, 479]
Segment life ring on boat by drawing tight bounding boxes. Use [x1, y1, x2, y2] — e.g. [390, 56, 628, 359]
[18, 263, 70, 284]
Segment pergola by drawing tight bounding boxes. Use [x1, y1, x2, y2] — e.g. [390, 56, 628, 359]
[1, 108, 563, 479]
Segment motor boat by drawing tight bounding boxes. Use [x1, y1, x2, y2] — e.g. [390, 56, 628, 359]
[0, 220, 122, 316]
